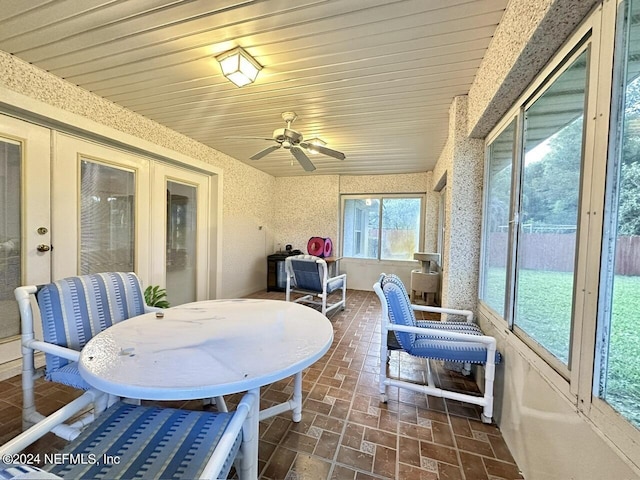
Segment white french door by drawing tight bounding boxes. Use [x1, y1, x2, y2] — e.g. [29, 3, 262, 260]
[0, 126, 215, 371]
[0, 115, 51, 367]
[151, 164, 211, 305]
[52, 133, 151, 281]
[54, 134, 212, 305]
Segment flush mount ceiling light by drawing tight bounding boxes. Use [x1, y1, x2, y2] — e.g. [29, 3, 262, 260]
[216, 47, 262, 87]
[305, 137, 326, 154]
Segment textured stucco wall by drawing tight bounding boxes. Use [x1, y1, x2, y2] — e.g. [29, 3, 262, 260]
[468, 0, 599, 137]
[432, 96, 483, 311]
[273, 176, 340, 255]
[339, 172, 429, 194]
[0, 50, 275, 298]
[273, 172, 432, 254]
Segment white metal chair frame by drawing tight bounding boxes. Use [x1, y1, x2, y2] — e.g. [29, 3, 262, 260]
[285, 254, 347, 316]
[0, 387, 259, 480]
[374, 278, 499, 423]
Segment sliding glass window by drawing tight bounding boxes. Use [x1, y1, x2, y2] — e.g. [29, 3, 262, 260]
[481, 121, 516, 318]
[596, 0, 640, 428]
[342, 195, 424, 261]
[514, 49, 588, 368]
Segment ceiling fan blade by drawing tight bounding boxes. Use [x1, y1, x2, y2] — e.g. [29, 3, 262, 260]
[301, 142, 346, 160]
[250, 145, 281, 160]
[225, 136, 274, 141]
[291, 146, 316, 172]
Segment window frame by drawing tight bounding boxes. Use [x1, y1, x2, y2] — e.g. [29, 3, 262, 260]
[340, 193, 426, 262]
[478, 0, 640, 468]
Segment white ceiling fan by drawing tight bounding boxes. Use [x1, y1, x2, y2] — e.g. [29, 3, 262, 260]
[234, 112, 346, 172]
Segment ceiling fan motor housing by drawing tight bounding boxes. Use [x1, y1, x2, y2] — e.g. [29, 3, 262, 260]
[273, 128, 303, 145]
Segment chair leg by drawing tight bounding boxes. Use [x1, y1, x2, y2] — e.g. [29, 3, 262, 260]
[481, 358, 496, 424]
[379, 330, 389, 403]
[21, 347, 40, 430]
[238, 388, 260, 480]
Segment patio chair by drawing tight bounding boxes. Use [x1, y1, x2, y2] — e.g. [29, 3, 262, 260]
[0, 388, 259, 480]
[15, 272, 226, 435]
[374, 273, 501, 423]
[285, 254, 347, 316]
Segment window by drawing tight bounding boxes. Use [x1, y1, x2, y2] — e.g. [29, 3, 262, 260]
[478, 0, 640, 465]
[514, 49, 588, 368]
[80, 159, 135, 274]
[596, 0, 640, 428]
[481, 121, 516, 317]
[342, 194, 424, 260]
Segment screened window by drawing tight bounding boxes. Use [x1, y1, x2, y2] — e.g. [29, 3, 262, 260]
[481, 121, 516, 317]
[478, 0, 640, 463]
[342, 195, 424, 260]
[597, 0, 640, 428]
[514, 50, 588, 367]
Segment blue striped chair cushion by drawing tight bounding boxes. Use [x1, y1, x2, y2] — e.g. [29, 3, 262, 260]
[45, 402, 240, 480]
[380, 274, 417, 350]
[46, 362, 92, 390]
[412, 321, 502, 364]
[36, 272, 146, 386]
[0, 464, 61, 479]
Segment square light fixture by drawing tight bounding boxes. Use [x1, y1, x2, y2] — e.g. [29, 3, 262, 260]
[305, 137, 326, 154]
[216, 47, 262, 87]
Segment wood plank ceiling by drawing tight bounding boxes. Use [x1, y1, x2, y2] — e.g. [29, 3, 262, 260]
[0, 0, 508, 177]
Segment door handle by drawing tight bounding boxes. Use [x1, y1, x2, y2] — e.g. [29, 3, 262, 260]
[36, 244, 52, 252]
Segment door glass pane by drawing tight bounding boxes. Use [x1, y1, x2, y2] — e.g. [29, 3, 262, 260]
[0, 138, 20, 339]
[598, 0, 640, 427]
[514, 51, 588, 366]
[80, 160, 135, 274]
[166, 181, 197, 306]
[380, 197, 422, 260]
[342, 198, 379, 259]
[481, 122, 515, 316]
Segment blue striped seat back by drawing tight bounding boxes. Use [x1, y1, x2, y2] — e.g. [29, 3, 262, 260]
[380, 274, 417, 350]
[36, 272, 146, 375]
[291, 258, 323, 292]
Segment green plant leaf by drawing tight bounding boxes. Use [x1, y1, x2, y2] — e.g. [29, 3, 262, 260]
[144, 285, 170, 308]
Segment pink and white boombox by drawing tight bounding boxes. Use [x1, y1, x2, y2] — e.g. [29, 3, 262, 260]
[307, 237, 333, 258]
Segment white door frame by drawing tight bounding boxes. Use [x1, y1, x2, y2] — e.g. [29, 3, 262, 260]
[0, 114, 51, 372]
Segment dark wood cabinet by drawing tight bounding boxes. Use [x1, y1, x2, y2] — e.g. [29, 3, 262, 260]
[267, 253, 295, 292]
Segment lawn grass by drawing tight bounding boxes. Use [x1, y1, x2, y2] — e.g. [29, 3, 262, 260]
[483, 267, 640, 427]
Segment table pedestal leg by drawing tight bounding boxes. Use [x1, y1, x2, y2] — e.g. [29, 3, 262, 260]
[292, 371, 302, 422]
[258, 371, 304, 423]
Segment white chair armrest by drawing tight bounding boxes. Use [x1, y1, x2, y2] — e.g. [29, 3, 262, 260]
[389, 323, 497, 347]
[25, 340, 81, 362]
[411, 304, 474, 323]
[200, 389, 258, 479]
